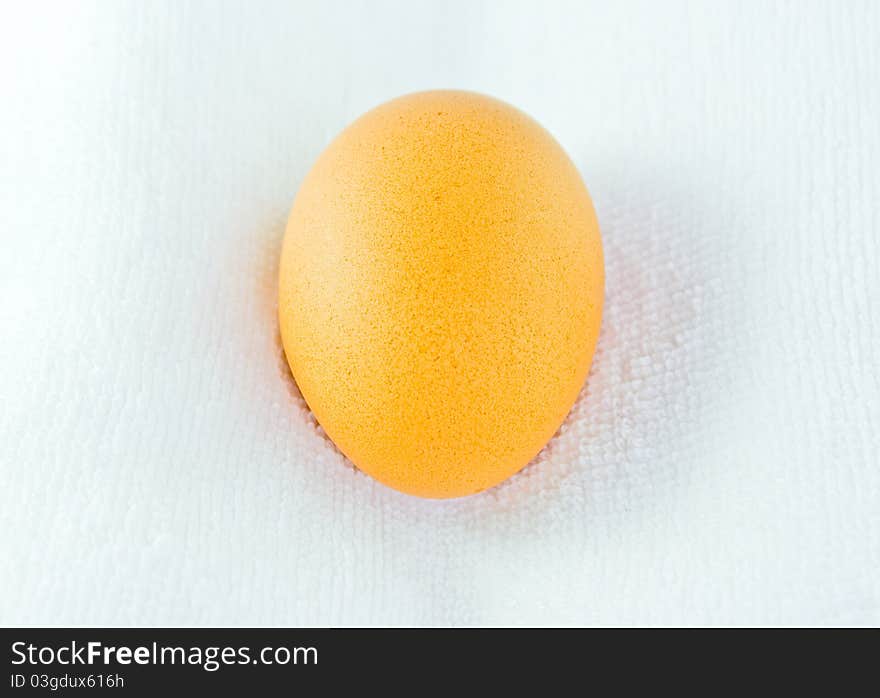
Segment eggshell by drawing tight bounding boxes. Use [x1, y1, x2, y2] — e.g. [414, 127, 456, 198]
[279, 90, 603, 498]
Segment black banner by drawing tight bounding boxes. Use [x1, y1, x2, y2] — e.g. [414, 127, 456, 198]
[1, 628, 874, 693]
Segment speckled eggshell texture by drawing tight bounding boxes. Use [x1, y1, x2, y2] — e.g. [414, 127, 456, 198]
[279, 90, 604, 499]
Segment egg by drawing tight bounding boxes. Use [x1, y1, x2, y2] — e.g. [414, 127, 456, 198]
[279, 90, 604, 498]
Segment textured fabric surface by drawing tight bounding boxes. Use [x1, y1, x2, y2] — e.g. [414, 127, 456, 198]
[1, 0, 878, 626]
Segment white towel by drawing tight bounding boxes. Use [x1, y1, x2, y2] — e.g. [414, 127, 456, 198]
[1, 0, 878, 626]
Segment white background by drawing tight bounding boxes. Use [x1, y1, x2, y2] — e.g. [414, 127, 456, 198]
[2, 0, 878, 626]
